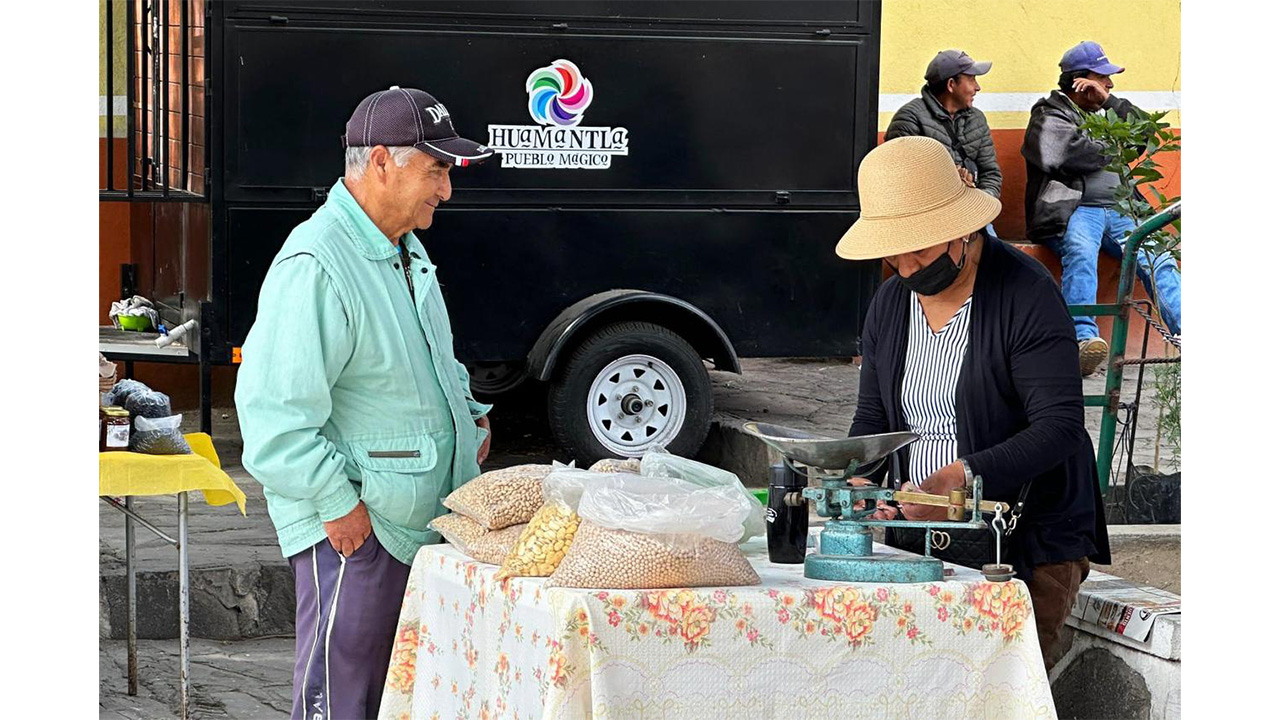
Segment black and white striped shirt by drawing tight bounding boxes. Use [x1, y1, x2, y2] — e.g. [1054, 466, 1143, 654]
[901, 293, 973, 484]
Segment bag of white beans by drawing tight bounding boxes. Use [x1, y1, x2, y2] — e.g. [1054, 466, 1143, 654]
[639, 448, 766, 543]
[587, 457, 642, 474]
[442, 464, 554, 530]
[546, 474, 760, 589]
[430, 513, 528, 565]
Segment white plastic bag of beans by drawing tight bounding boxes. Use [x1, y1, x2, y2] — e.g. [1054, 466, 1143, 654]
[577, 475, 750, 543]
[547, 520, 760, 589]
[639, 448, 765, 543]
[546, 474, 760, 589]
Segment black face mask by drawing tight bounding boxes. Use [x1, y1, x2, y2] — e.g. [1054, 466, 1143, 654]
[896, 240, 968, 296]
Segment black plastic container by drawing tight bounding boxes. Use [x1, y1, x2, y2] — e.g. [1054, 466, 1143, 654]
[767, 462, 809, 563]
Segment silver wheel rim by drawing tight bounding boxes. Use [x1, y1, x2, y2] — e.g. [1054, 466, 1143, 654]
[586, 354, 687, 457]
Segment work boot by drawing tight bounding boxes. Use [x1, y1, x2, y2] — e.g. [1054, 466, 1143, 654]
[1078, 337, 1108, 377]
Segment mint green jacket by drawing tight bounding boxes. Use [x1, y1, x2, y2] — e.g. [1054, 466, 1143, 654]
[235, 179, 490, 565]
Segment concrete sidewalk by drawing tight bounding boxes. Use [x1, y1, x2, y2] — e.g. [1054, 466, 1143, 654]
[100, 357, 1179, 718]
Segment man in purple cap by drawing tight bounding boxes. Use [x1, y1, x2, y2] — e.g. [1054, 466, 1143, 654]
[236, 86, 495, 719]
[1022, 42, 1182, 375]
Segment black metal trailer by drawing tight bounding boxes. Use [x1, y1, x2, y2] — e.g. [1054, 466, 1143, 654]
[111, 0, 884, 463]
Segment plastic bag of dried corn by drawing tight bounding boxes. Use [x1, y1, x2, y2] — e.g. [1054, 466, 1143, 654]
[494, 467, 614, 579]
[430, 513, 528, 565]
[442, 464, 555, 530]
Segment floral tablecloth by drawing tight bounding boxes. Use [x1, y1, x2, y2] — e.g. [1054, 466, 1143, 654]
[378, 538, 1055, 720]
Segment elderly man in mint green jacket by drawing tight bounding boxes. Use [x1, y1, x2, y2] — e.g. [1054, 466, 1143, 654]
[234, 86, 496, 720]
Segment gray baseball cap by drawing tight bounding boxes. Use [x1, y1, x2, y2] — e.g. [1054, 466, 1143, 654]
[924, 50, 993, 85]
[343, 86, 493, 167]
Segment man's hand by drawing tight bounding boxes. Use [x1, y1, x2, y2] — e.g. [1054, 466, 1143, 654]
[324, 501, 372, 557]
[1071, 77, 1110, 107]
[476, 415, 492, 466]
[957, 165, 976, 188]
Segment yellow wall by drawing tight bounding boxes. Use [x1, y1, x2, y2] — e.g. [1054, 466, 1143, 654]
[880, 0, 1181, 129]
[99, 0, 127, 137]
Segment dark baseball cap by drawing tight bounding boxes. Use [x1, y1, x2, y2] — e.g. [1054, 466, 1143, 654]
[343, 86, 494, 167]
[924, 49, 992, 85]
[1060, 41, 1125, 75]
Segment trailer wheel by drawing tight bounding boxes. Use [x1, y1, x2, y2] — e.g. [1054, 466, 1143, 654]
[467, 361, 528, 399]
[548, 321, 712, 464]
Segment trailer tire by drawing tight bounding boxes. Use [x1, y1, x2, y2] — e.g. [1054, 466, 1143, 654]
[548, 321, 712, 465]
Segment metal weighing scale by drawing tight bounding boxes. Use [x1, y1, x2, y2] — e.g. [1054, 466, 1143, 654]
[744, 422, 1014, 584]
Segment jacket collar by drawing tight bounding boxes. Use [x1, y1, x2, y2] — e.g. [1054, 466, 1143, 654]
[325, 178, 421, 261]
[1044, 89, 1087, 120]
[920, 85, 969, 120]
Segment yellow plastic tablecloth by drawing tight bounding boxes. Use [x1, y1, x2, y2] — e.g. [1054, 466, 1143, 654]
[99, 433, 247, 514]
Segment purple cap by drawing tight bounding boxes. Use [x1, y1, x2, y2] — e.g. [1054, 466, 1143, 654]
[1060, 41, 1125, 75]
[343, 86, 493, 167]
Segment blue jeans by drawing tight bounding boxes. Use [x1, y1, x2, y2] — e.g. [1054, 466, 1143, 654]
[1046, 206, 1182, 341]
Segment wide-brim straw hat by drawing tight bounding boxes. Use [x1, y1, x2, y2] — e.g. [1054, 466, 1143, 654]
[835, 136, 1002, 261]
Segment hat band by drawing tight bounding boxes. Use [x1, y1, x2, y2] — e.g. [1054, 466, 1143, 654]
[862, 183, 968, 221]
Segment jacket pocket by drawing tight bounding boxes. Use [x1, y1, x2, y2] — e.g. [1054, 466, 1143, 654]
[1035, 178, 1084, 235]
[349, 439, 442, 532]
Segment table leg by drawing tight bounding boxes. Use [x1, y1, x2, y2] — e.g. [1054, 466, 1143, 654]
[125, 496, 137, 696]
[178, 491, 190, 720]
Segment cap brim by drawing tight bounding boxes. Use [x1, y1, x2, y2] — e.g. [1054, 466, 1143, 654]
[835, 187, 1001, 261]
[1091, 62, 1125, 75]
[415, 136, 495, 167]
[969, 60, 993, 76]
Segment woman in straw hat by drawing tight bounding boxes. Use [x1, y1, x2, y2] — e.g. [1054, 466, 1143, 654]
[838, 136, 1109, 671]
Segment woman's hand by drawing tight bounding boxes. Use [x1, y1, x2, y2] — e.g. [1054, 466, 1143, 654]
[898, 481, 949, 522]
[847, 477, 898, 520]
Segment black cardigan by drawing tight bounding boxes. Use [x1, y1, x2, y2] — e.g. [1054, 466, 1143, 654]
[849, 237, 1111, 578]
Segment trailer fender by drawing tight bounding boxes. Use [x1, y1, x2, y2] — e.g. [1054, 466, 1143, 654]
[527, 290, 741, 382]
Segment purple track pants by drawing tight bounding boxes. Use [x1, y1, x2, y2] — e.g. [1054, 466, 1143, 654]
[288, 534, 411, 720]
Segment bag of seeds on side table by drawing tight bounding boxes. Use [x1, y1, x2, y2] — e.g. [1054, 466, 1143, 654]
[547, 475, 761, 589]
[430, 513, 528, 565]
[442, 463, 555, 530]
[129, 414, 192, 455]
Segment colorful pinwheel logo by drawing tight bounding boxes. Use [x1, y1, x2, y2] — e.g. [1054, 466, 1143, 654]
[526, 59, 594, 127]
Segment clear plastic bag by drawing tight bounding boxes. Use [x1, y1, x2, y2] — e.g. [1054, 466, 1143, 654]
[129, 414, 192, 455]
[443, 464, 554, 530]
[578, 473, 750, 544]
[104, 379, 149, 407]
[639, 448, 766, 543]
[587, 457, 642, 474]
[430, 513, 527, 565]
[547, 520, 760, 589]
[124, 389, 173, 420]
[494, 465, 594, 579]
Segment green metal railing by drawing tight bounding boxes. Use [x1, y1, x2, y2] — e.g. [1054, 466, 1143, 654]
[1067, 202, 1181, 492]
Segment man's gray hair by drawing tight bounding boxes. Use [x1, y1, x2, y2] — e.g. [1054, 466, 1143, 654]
[344, 146, 418, 179]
